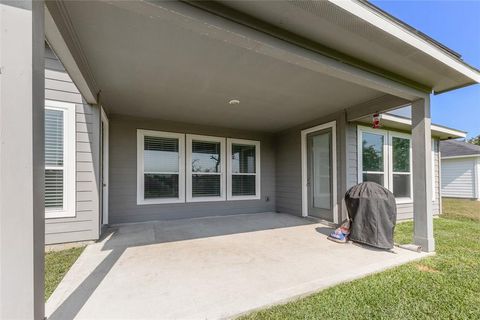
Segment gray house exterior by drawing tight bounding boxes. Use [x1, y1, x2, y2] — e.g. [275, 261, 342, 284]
[440, 140, 480, 200]
[43, 45, 465, 244]
[1, 1, 479, 318]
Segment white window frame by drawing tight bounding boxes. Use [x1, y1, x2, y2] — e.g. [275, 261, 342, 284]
[357, 126, 413, 203]
[137, 129, 185, 205]
[227, 138, 261, 200]
[186, 134, 226, 202]
[45, 100, 76, 218]
[388, 131, 413, 204]
[357, 126, 389, 189]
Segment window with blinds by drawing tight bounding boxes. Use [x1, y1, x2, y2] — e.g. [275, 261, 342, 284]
[227, 139, 261, 200]
[186, 135, 225, 201]
[44, 100, 75, 218]
[45, 109, 65, 209]
[138, 130, 185, 204]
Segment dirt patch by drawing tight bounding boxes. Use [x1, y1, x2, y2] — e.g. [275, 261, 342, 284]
[416, 264, 439, 273]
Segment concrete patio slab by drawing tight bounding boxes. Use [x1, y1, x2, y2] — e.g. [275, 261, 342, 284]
[46, 213, 432, 320]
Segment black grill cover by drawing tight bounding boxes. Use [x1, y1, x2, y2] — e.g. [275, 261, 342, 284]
[345, 182, 397, 249]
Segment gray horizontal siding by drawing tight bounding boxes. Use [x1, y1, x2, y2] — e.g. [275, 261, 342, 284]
[108, 115, 275, 224]
[347, 123, 441, 220]
[44, 45, 101, 244]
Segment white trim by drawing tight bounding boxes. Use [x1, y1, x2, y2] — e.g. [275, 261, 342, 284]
[45, 100, 76, 218]
[389, 131, 413, 202]
[380, 114, 467, 139]
[101, 108, 109, 224]
[432, 138, 436, 202]
[475, 157, 480, 200]
[358, 125, 419, 202]
[186, 134, 226, 202]
[301, 121, 337, 223]
[136, 129, 185, 205]
[330, 0, 480, 83]
[226, 138, 261, 200]
[441, 154, 480, 160]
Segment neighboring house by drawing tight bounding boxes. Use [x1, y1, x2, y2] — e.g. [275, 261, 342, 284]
[42, 45, 466, 244]
[440, 140, 480, 200]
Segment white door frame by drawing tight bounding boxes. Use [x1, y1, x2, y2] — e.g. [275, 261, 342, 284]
[101, 107, 109, 224]
[301, 121, 337, 223]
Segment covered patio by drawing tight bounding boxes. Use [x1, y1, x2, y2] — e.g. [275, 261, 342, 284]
[45, 213, 431, 319]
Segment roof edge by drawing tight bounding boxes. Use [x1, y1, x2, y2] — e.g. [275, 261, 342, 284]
[332, 0, 480, 90]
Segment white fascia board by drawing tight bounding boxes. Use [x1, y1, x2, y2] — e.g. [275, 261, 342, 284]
[330, 0, 480, 84]
[441, 155, 480, 160]
[380, 114, 466, 139]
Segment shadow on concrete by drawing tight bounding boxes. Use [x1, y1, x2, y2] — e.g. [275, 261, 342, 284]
[47, 212, 318, 319]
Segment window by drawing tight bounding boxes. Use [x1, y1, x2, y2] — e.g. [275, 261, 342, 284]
[227, 138, 261, 200]
[137, 130, 185, 204]
[45, 100, 75, 218]
[358, 126, 412, 202]
[359, 129, 387, 187]
[186, 135, 225, 202]
[390, 133, 412, 200]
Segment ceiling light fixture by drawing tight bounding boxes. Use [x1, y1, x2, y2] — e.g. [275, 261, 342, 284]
[228, 99, 240, 105]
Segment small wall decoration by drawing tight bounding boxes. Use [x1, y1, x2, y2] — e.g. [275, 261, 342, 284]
[372, 113, 381, 129]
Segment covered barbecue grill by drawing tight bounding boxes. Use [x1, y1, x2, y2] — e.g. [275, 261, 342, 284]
[345, 182, 397, 249]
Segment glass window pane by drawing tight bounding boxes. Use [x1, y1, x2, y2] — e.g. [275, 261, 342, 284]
[362, 132, 384, 172]
[144, 174, 179, 199]
[192, 141, 221, 173]
[192, 175, 221, 197]
[232, 175, 256, 196]
[45, 109, 64, 166]
[232, 144, 256, 174]
[312, 133, 331, 210]
[362, 173, 384, 186]
[45, 169, 63, 209]
[392, 137, 410, 172]
[144, 136, 179, 173]
[393, 174, 411, 198]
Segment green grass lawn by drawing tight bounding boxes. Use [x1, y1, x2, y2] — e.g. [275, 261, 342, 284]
[241, 199, 480, 320]
[45, 246, 84, 300]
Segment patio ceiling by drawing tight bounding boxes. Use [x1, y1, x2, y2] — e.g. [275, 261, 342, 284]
[49, 0, 390, 132]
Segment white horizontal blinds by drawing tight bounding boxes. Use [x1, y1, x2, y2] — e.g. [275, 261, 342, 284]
[191, 140, 221, 197]
[144, 136, 180, 199]
[45, 108, 64, 209]
[361, 132, 386, 186]
[392, 136, 411, 198]
[231, 143, 256, 196]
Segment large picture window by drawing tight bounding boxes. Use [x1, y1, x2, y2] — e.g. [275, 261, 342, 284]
[227, 138, 261, 200]
[186, 135, 225, 202]
[358, 126, 412, 202]
[137, 130, 185, 204]
[45, 100, 76, 218]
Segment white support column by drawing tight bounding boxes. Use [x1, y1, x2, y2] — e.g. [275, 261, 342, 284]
[0, 1, 45, 319]
[411, 97, 435, 252]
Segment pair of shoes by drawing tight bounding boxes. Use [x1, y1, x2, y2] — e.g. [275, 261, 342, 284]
[327, 229, 348, 243]
[327, 219, 351, 243]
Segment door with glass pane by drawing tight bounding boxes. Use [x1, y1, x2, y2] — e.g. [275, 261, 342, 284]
[307, 129, 333, 221]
